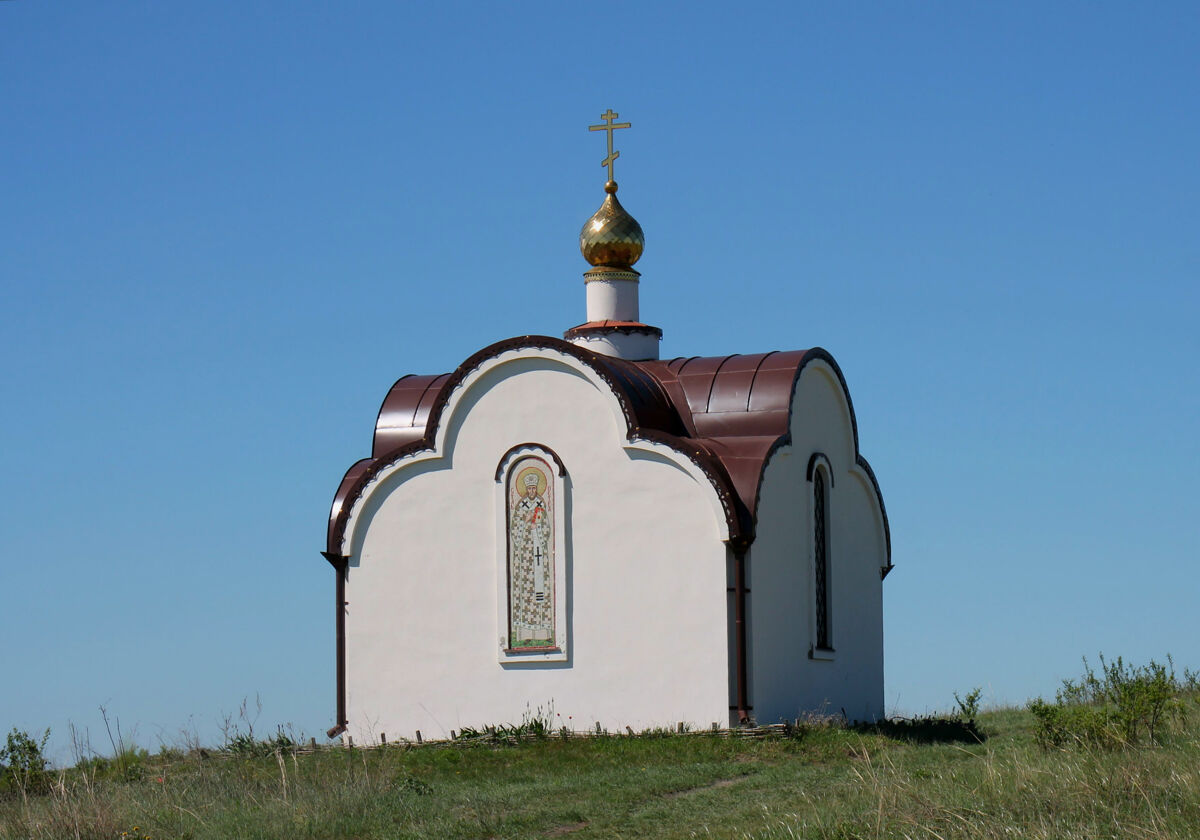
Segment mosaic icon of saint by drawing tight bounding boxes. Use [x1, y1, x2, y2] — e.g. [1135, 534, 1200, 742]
[507, 458, 554, 648]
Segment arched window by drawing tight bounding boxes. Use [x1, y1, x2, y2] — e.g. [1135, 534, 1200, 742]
[507, 454, 556, 649]
[494, 444, 569, 663]
[813, 468, 831, 651]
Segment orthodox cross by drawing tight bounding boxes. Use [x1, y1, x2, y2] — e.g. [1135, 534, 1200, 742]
[533, 545, 544, 568]
[588, 109, 631, 183]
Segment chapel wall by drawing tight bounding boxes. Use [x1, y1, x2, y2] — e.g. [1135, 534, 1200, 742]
[748, 363, 886, 724]
[343, 355, 731, 742]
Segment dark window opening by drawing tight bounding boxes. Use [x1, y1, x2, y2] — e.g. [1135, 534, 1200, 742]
[814, 470, 830, 649]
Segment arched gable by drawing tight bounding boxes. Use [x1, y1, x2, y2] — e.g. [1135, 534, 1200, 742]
[789, 357, 892, 574]
[328, 337, 740, 559]
[326, 339, 889, 571]
[636, 348, 891, 566]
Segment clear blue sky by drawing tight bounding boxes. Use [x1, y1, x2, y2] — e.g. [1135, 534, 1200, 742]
[3, 2, 1197, 763]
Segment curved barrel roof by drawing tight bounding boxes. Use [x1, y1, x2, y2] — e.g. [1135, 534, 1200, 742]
[326, 336, 889, 565]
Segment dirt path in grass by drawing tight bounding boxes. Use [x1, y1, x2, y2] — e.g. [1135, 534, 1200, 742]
[662, 777, 743, 798]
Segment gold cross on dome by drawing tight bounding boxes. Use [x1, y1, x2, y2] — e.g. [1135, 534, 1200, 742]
[588, 109, 631, 183]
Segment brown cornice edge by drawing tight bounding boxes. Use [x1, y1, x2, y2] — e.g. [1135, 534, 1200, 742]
[324, 338, 889, 570]
[635, 347, 891, 570]
[326, 458, 374, 558]
[563, 321, 664, 339]
[635, 428, 754, 548]
[326, 335, 746, 556]
[857, 453, 893, 575]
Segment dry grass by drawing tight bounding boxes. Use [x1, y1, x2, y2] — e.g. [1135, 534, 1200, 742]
[2, 703, 1198, 839]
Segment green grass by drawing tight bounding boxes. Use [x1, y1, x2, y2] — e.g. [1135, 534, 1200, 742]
[3, 704, 1199, 839]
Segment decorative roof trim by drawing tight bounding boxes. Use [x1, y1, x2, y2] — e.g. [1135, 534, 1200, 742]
[806, 452, 835, 487]
[640, 347, 890, 568]
[633, 428, 753, 551]
[326, 338, 890, 569]
[857, 454, 893, 575]
[327, 336, 746, 556]
[494, 442, 569, 481]
[564, 321, 664, 339]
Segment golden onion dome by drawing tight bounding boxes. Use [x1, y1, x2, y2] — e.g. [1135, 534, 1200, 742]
[580, 181, 644, 268]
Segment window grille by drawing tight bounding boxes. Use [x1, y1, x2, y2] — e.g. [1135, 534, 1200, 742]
[814, 470, 830, 649]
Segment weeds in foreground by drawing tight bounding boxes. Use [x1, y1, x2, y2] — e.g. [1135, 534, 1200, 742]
[1029, 654, 1196, 748]
[854, 715, 984, 745]
[4, 657, 1200, 839]
[223, 727, 297, 758]
[456, 703, 557, 743]
[953, 685, 982, 720]
[0, 727, 51, 796]
[4, 702, 1200, 840]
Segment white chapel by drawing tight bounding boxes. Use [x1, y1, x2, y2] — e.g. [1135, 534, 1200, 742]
[321, 112, 892, 741]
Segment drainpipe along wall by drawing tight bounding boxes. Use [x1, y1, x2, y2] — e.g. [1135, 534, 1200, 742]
[321, 552, 349, 737]
[734, 547, 750, 723]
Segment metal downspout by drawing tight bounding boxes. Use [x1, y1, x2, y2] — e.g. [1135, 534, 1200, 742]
[321, 551, 349, 738]
[734, 547, 750, 723]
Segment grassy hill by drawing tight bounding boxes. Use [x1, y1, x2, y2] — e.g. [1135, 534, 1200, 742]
[2, 698, 1198, 840]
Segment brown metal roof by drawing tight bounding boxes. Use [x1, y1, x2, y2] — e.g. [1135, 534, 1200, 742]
[563, 320, 664, 339]
[371, 373, 451, 458]
[326, 457, 373, 560]
[633, 348, 890, 566]
[327, 337, 890, 565]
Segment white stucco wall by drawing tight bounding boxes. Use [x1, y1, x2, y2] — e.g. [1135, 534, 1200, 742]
[339, 348, 730, 742]
[749, 361, 886, 724]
